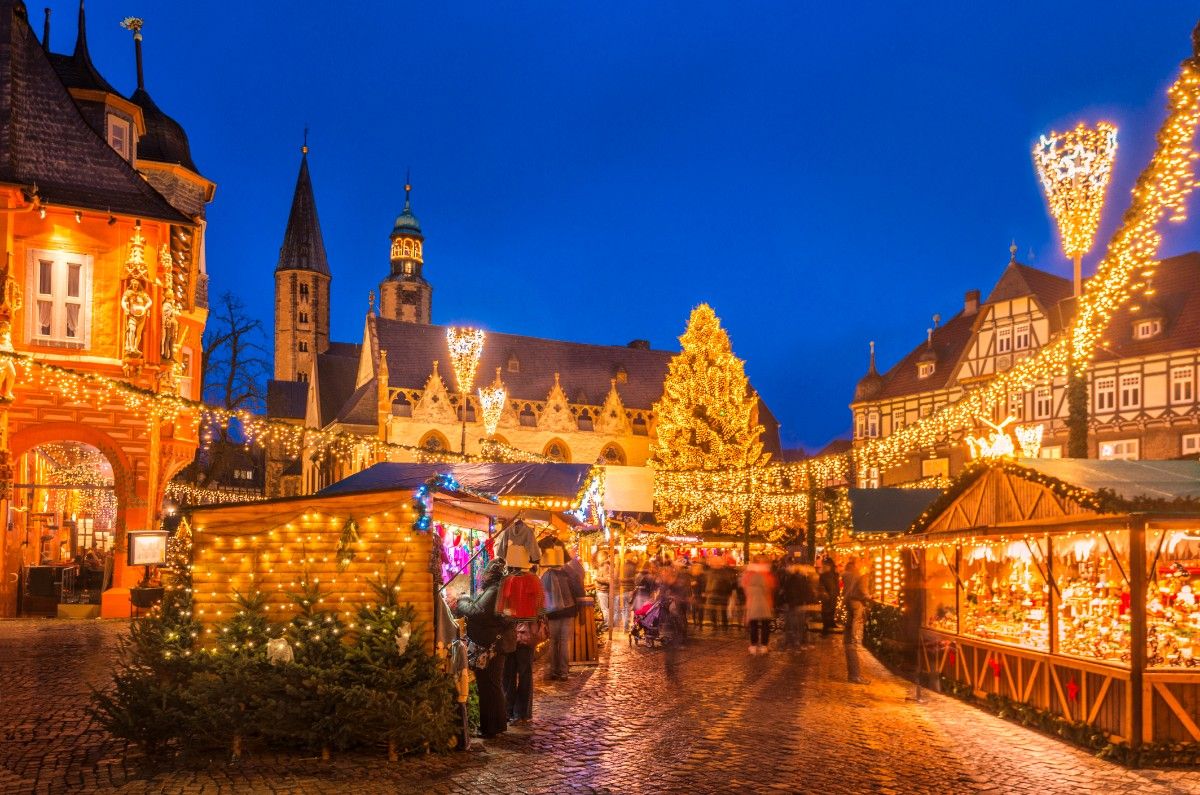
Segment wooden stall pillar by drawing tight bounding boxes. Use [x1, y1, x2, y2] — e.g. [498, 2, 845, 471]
[570, 596, 598, 665]
[1129, 516, 1147, 749]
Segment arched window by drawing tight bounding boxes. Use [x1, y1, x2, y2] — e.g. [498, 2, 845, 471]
[420, 431, 449, 452]
[599, 443, 625, 466]
[519, 404, 536, 427]
[577, 409, 594, 431]
[392, 391, 412, 418]
[543, 439, 570, 462]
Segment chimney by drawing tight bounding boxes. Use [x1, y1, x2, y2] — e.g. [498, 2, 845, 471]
[626, 339, 650, 350]
[964, 289, 980, 315]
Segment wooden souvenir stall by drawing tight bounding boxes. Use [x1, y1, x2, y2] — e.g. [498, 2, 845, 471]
[188, 481, 494, 654]
[913, 459, 1200, 748]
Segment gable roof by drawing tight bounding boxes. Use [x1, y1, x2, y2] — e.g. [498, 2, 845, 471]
[871, 311, 975, 401]
[275, 152, 330, 275]
[0, 2, 189, 222]
[316, 345, 362, 427]
[986, 261, 1072, 307]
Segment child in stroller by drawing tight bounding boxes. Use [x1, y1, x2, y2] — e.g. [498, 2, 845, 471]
[629, 594, 685, 648]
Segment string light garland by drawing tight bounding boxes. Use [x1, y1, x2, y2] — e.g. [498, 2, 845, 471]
[164, 481, 267, 505]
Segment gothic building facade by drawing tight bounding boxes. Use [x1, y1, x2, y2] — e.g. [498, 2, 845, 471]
[850, 246, 1200, 487]
[0, 1, 212, 615]
[265, 150, 780, 496]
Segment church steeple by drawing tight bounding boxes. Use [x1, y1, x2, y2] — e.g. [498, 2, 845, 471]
[273, 143, 331, 381]
[276, 146, 330, 275]
[379, 176, 432, 324]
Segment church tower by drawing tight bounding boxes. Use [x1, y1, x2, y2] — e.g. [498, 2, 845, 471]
[274, 143, 331, 381]
[378, 182, 432, 324]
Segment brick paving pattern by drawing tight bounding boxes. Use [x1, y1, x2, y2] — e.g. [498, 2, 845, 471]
[1, 619, 1199, 794]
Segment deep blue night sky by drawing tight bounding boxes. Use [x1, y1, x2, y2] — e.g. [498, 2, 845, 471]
[59, 1, 1200, 451]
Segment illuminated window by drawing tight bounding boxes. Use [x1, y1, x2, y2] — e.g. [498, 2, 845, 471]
[860, 467, 880, 489]
[1099, 439, 1139, 461]
[855, 411, 866, 439]
[27, 249, 92, 347]
[866, 411, 879, 438]
[997, 327, 1012, 354]
[1182, 433, 1200, 456]
[1039, 445, 1063, 459]
[1014, 324, 1031, 350]
[1034, 386, 1053, 419]
[1134, 319, 1162, 339]
[917, 361, 935, 379]
[892, 412, 904, 433]
[1008, 392, 1024, 421]
[1095, 378, 1115, 412]
[1171, 367, 1194, 404]
[107, 115, 131, 160]
[1119, 374, 1141, 410]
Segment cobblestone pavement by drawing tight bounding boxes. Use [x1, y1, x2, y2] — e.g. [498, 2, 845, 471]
[3, 619, 1200, 794]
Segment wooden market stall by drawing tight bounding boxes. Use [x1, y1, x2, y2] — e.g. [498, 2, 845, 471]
[188, 479, 495, 653]
[911, 459, 1200, 749]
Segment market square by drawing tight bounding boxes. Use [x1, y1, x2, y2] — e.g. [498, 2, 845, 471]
[3, 1, 1200, 793]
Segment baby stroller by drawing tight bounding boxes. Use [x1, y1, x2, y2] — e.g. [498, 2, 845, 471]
[629, 596, 683, 648]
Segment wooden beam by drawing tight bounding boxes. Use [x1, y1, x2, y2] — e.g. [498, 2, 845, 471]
[1022, 659, 1041, 702]
[1153, 682, 1200, 742]
[1087, 676, 1113, 725]
[1051, 665, 1073, 719]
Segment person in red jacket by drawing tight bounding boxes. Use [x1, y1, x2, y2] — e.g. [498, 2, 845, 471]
[501, 546, 544, 722]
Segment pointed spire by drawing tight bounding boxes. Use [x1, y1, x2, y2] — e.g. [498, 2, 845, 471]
[867, 340, 877, 374]
[276, 148, 331, 275]
[404, 168, 412, 212]
[62, 0, 118, 95]
[73, 0, 87, 57]
[42, 7, 50, 51]
[302, 126, 309, 156]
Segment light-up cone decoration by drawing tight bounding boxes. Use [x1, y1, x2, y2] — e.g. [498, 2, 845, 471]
[478, 368, 506, 437]
[445, 327, 485, 395]
[1033, 122, 1118, 286]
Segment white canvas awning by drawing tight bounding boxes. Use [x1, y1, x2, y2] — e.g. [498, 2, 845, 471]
[602, 465, 654, 513]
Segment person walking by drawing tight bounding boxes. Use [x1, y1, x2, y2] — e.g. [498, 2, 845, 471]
[455, 558, 511, 738]
[703, 557, 734, 630]
[688, 561, 706, 627]
[593, 550, 613, 631]
[819, 558, 840, 637]
[842, 558, 871, 684]
[778, 561, 816, 650]
[741, 555, 777, 654]
[498, 546, 544, 723]
[540, 546, 585, 681]
[617, 551, 639, 631]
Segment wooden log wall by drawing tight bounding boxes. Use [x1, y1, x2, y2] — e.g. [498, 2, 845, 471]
[188, 492, 489, 654]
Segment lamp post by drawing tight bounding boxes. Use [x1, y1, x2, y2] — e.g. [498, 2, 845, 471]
[1033, 122, 1118, 458]
[446, 327, 485, 455]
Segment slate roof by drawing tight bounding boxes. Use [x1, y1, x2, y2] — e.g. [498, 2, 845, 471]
[129, 87, 199, 173]
[373, 316, 673, 410]
[45, 3, 117, 94]
[0, 2, 189, 222]
[1017, 459, 1200, 503]
[1095, 252, 1200, 361]
[316, 346, 362, 427]
[266, 379, 308, 420]
[275, 152, 330, 275]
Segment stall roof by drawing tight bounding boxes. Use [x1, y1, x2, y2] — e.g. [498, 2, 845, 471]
[1017, 459, 1200, 502]
[847, 488, 942, 535]
[318, 462, 594, 500]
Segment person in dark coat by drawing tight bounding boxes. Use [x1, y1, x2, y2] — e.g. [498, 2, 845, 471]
[456, 558, 511, 738]
[819, 558, 840, 636]
[541, 547, 585, 680]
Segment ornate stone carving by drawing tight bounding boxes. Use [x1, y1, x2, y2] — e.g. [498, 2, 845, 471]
[596, 379, 630, 435]
[541, 372, 576, 433]
[0, 321, 16, 401]
[412, 360, 457, 425]
[121, 225, 153, 373]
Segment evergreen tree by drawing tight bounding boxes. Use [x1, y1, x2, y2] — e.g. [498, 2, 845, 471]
[651, 303, 766, 518]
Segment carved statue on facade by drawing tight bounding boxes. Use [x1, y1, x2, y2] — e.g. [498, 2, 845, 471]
[0, 253, 22, 322]
[0, 320, 17, 401]
[121, 277, 153, 360]
[160, 295, 179, 361]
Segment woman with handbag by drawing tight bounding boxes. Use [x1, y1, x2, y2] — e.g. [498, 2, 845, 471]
[499, 546, 544, 723]
[455, 558, 512, 738]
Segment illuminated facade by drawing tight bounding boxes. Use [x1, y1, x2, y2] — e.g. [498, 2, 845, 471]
[0, 2, 212, 615]
[851, 246, 1200, 486]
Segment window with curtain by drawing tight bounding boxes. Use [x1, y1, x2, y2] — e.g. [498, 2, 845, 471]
[28, 250, 91, 347]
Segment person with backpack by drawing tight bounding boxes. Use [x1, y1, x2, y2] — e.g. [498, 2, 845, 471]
[498, 546, 544, 723]
[540, 546, 585, 681]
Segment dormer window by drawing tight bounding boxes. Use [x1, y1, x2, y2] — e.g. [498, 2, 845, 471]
[1134, 319, 1162, 339]
[508, 354, 520, 373]
[917, 361, 935, 379]
[615, 366, 628, 384]
[106, 115, 131, 161]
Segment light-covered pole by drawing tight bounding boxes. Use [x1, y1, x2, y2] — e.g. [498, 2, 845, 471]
[446, 327, 485, 455]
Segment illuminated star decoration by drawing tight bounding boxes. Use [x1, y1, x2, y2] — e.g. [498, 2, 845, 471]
[1033, 121, 1118, 259]
[1014, 423, 1044, 458]
[445, 327, 485, 396]
[477, 368, 506, 437]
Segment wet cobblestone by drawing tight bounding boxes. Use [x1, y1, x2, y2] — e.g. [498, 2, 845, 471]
[2, 618, 1199, 794]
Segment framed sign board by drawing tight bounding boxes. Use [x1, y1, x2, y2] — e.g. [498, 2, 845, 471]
[127, 531, 168, 566]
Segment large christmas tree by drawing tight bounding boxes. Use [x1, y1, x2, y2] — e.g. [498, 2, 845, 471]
[651, 304, 766, 520]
